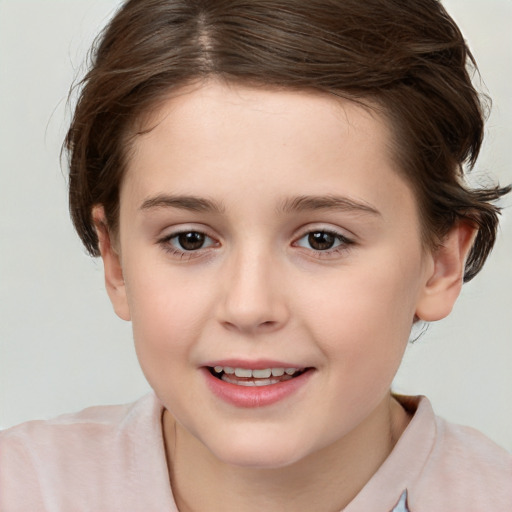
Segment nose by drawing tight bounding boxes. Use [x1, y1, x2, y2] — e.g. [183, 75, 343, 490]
[217, 246, 290, 334]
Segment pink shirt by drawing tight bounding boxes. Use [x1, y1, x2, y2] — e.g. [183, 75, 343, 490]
[1, 394, 511, 511]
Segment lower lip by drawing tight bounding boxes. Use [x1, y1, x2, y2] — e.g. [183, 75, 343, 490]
[202, 368, 313, 408]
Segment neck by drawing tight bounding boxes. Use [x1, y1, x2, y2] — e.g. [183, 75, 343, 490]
[163, 394, 410, 512]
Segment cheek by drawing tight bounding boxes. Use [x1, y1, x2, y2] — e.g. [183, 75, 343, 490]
[122, 263, 214, 376]
[302, 251, 422, 368]
[126, 257, 213, 323]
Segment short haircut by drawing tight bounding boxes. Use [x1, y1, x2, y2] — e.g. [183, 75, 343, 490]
[66, 0, 510, 281]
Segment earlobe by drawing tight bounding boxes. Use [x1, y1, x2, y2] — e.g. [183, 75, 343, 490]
[92, 206, 131, 321]
[415, 222, 477, 322]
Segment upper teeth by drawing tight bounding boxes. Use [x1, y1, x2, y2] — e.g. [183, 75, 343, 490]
[213, 366, 300, 378]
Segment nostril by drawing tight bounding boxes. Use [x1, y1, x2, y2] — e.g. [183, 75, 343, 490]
[220, 318, 281, 335]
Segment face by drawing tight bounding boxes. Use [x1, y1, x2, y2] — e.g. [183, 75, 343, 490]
[106, 81, 439, 468]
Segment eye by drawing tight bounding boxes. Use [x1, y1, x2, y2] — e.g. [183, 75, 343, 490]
[164, 231, 217, 252]
[295, 230, 352, 252]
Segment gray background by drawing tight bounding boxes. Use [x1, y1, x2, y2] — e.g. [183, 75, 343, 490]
[1, 0, 511, 450]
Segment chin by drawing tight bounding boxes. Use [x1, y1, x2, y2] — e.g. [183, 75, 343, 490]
[204, 433, 311, 470]
[217, 450, 303, 470]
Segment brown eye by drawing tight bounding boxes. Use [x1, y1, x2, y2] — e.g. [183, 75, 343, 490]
[160, 230, 217, 257]
[295, 229, 353, 254]
[176, 232, 206, 250]
[307, 231, 336, 250]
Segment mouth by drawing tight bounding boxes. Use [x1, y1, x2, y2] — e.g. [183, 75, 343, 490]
[203, 363, 314, 407]
[207, 366, 308, 387]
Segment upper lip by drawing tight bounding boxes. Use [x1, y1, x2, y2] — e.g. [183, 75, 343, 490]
[203, 359, 307, 370]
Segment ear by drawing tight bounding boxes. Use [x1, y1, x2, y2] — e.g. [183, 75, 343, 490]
[415, 222, 477, 322]
[92, 206, 131, 321]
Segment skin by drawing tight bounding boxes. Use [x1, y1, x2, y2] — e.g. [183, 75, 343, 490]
[94, 80, 475, 511]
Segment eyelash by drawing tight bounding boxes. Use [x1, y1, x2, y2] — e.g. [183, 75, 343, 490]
[158, 230, 218, 260]
[293, 229, 355, 258]
[157, 228, 355, 260]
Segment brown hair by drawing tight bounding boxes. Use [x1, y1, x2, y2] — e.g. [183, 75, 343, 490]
[66, 0, 509, 281]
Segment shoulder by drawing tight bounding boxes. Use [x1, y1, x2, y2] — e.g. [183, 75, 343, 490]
[411, 402, 512, 511]
[0, 393, 158, 460]
[0, 393, 174, 511]
[435, 415, 512, 471]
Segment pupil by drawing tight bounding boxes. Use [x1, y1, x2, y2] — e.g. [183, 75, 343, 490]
[178, 232, 205, 250]
[308, 231, 335, 250]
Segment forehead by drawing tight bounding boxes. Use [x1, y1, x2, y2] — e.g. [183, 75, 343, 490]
[134, 81, 387, 152]
[122, 80, 416, 221]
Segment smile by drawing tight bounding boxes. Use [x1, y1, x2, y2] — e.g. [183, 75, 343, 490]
[203, 362, 314, 407]
[209, 366, 305, 386]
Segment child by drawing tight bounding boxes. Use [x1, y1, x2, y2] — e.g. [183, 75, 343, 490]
[1, 0, 511, 510]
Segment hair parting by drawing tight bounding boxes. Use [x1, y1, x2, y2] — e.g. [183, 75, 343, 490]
[65, 0, 510, 281]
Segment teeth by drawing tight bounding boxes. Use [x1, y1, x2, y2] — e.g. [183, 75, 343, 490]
[211, 366, 301, 378]
[252, 368, 272, 378]
[221, 374, 294, 386]
[234, 368, 252, 378]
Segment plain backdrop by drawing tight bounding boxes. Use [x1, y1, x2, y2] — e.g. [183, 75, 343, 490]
[1, 0, 511, 451]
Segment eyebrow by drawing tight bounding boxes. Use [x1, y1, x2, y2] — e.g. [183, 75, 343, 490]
[139, 193, 380, 217]
[277, 195, 381, 216]
[139, 194, 225, 213]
